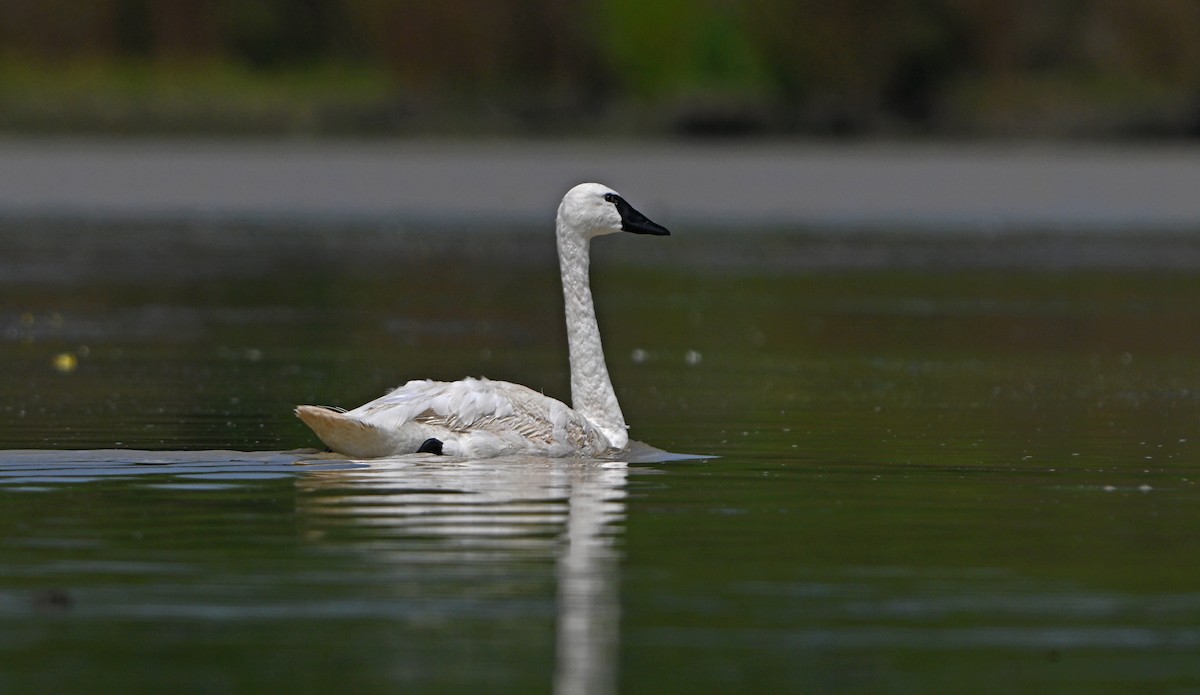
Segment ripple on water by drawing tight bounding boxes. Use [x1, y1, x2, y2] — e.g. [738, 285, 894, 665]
[0, 449, 365, 488]
[0, 442, 698, 489]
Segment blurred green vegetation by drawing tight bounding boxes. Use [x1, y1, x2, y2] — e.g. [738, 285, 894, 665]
[2, 0, 1199, 137]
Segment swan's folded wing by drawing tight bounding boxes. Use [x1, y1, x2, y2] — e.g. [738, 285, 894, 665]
[345, 377, 550, 439]
[343, 379, 447, 430]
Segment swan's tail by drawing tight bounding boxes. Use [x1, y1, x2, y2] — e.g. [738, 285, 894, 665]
[295, 405, 392, 458]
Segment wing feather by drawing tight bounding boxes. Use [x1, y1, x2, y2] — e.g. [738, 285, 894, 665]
[335, 376, 607, 454]
[349, 378, 546, 438]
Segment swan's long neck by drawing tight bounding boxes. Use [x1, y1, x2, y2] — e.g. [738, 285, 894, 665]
[557, 222, 628, 450]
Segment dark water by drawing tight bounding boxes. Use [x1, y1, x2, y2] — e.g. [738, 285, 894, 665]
[2, 225, 1200, 693]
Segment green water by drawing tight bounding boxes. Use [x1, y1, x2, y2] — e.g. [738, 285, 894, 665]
[2, 226, 1199, 693]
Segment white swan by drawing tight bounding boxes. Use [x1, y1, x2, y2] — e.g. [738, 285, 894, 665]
[295, 182, 670, 459]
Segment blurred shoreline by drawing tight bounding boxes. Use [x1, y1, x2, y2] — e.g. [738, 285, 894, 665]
[2, 137, 1200, 233]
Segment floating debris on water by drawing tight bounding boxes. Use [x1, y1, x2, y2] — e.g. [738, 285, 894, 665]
[52, 352, 78, 373]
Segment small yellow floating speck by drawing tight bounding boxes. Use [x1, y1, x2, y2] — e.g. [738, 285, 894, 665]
[52, 353, 78, 373]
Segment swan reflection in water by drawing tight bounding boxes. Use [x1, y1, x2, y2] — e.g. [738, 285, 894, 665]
[295, 447, 666, 695]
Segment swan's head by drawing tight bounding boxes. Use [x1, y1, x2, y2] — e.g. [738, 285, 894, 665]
[558, 182, 670, 239]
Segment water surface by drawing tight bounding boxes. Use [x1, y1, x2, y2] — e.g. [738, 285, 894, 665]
[2, 225, 1199, 693]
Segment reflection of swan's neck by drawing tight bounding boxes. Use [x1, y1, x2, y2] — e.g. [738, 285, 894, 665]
[554, 462, 627, 695]
[557, 223, 628, 449]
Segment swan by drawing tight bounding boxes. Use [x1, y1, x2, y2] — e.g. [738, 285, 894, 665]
[295, 182, 670, 459]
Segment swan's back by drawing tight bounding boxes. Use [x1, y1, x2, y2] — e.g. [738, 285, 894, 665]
[296, 377, 612, 458]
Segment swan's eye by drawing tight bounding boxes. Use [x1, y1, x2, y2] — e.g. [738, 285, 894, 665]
[603, 193, 618, 204]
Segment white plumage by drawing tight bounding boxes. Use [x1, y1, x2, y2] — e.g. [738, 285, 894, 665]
[296, 182, 670, 459]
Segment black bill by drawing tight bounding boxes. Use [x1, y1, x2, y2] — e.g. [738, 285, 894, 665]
[612, 195, 670, 236]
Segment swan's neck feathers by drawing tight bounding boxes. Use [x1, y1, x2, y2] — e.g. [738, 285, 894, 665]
[557, 219, 628, 450]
